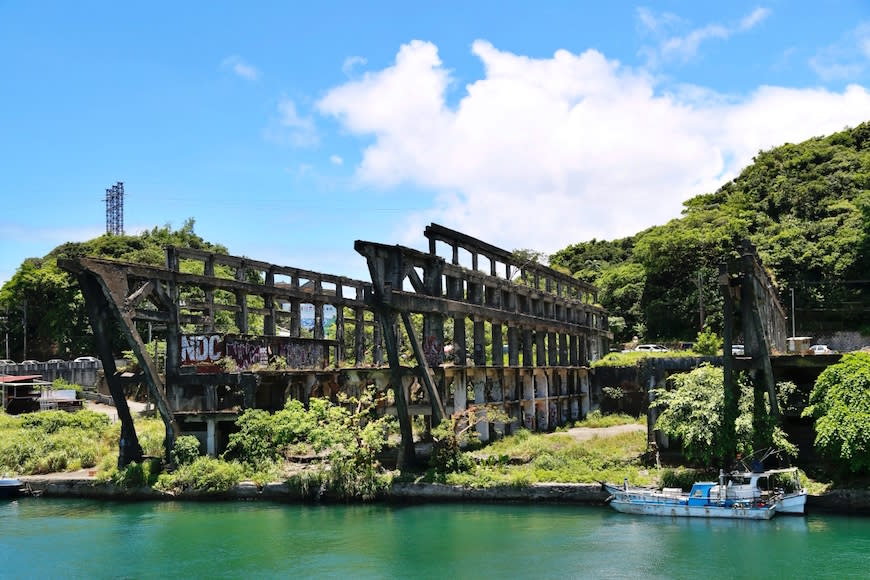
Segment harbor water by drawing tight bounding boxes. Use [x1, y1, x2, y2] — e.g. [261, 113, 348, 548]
[2, 499, 870, 578]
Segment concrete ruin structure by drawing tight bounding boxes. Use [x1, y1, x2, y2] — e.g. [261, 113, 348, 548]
[59, 224, 611, 466]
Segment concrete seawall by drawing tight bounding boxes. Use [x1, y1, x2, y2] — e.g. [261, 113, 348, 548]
[19, 473, 869, 513]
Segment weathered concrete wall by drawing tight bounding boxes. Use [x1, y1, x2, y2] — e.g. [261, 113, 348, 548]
[0, 361, 102, 388]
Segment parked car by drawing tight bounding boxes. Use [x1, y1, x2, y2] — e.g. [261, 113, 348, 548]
[634, 344, 669, 352]
[73, 356, 100, 363]
[731, 344, 745, 356]
[0, 359, 15, 365]
[809, 344, 833, 355]
[46, 358, 65, 364]
[19, 359, 39, 365]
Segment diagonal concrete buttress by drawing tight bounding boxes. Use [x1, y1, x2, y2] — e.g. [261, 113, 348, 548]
[80, 259, 181, 460]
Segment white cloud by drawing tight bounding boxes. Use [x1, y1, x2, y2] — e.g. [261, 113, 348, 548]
[330, 155, 343, 165]
[739, 7, 770, 31]
[317, 40, 870, 254]
[342, 55, 367, 76]
[221, 55, 260, 81]
[265, 99, 318, 147]
[810, 22, 870, 81]
[641, 7, 770, 65]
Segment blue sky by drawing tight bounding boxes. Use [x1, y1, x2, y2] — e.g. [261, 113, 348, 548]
[2, 1, 869, 286]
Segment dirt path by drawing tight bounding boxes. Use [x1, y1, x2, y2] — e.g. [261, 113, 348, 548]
[85, 399, 149, 422]
[553, 423, 646, 442]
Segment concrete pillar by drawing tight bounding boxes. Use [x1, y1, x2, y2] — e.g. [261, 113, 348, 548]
[522, 329, 533, 367]
[473, 373, 489, 442]
[548, 332, 558, 366]
[453, 315, 466, 366]
[206, 418, 216, 457]
[559, 334, 569, 366]
[535, 331, 546, 366]
[507, 327, 520, 366]
[473, 319, 486, 366]
[491, 323, 503, 367]
[313, 303, 324, 340]
[522, 371, 535, 430]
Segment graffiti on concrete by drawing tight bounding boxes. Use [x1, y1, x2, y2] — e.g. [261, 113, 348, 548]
[181, 334, 330, 371]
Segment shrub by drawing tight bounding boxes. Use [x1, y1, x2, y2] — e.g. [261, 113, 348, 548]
[155, 456, 244, 494]
[113, 458, 162, 489]
[803, 352, 870, 474]
[222, 409, 279, 466]
[651, 364, 795, 466]
[171, 435, 202, 466]
[693, 328, 722, 356]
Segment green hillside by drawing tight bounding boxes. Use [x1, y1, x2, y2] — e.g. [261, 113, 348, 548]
[0, 219, 227, 360]
[551, 121, 870, 343]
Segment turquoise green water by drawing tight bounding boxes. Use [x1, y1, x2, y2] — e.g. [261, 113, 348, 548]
[2, 499, 870, 579]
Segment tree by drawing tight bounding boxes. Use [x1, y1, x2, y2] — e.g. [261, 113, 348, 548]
[652, 364, 795, 466]
[0, 220, 227, 359]
[803, 352, 870, 474]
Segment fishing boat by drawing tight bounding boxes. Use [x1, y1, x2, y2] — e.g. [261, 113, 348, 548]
[0, 476, 23, 499]
[722, 467, 806, 515]
[603, 473, 778, 520]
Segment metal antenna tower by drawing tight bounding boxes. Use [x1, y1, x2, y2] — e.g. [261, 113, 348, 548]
[104, 182, 125, 235]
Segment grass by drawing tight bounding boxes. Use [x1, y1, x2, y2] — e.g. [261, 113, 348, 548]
[592, 350, 701, 368]
[571, 411, 644, 428]
[426, 427, 655, 488]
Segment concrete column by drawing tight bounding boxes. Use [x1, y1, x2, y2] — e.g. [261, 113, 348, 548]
[313, 303, 324, 340]
[453, 315, 466, 365]
[522, 371, 535, 430]
[473, 319, 486, 366]
[491, 323, 503, 367]
[354, 308, 366, 365]
[206, 418, 216, 457]
[473, 373, 489, 442]
[507, 327, 520, 366]
[535, 331, 546, 366]
[559, 334, 569, 365]
[522, 329, 533, 367]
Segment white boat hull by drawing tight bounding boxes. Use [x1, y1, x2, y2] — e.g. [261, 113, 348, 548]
[775, 492, 807, 515]
[609, 498, 776, 520]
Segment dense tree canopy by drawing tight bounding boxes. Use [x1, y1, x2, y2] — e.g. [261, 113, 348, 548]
[0, 219, 227, 360]
[803, 352, 870, 474]
[550, 121, 870, 342]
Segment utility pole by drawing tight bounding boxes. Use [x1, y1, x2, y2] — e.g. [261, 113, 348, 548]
[790, 288, 796, 337]
[698, 271, 705, 329]
[2, 308, 8, 360]
[21, 300, 27, 360]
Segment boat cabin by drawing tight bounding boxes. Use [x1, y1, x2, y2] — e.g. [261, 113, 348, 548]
[687, 482, 717, 506]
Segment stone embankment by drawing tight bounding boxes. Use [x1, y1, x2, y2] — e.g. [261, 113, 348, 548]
[18, 472, 870, 513]
[20, 472, 610, 503]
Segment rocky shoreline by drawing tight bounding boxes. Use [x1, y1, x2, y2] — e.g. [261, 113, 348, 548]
[17, 473, 870, 513]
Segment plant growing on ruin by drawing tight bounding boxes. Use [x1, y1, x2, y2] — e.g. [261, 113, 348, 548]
[803, 352, 870, 474]
[652, 364, 795, 466]
[171, 435, 202, 466]
[429, 405, 509, 475]
[693, 328, 722, 356]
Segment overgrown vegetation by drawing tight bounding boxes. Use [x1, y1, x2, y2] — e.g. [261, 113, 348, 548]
[424, 428, 653, 488]
[551, 122, 870, 342]
[0, 410, 112, 474]
[651, 364, 796, 466]
[592, 349, 697, 368]
[803, 352, 870, 475]
[223, 391, 396, 500]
